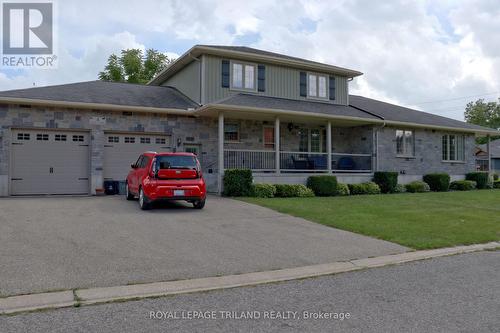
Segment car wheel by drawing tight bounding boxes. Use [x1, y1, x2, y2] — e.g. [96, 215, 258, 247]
[138, 188, 151, 210]
[125, 183, 134, 200]
[193, 198, 206, 209]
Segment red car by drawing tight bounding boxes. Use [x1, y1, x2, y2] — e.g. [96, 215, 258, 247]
[126, 152, 206, 210]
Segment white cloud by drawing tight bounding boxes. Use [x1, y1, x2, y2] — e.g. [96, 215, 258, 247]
[1, 0, 499, 121]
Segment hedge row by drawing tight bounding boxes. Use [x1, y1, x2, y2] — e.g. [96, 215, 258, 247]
[223, 169, 498, 198]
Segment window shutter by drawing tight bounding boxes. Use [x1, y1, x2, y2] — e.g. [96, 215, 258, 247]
[257, 65, 266, 92]
[221, 60, 230, 88]
[329, 76, 336, 100]
[300, 72, 307, 97]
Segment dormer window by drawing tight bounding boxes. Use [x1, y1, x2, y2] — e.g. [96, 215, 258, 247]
[308, 73, 327, 99]
[231, 62, 256, 91]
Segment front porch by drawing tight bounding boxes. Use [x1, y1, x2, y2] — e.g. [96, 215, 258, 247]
[216, 112, 376, 192]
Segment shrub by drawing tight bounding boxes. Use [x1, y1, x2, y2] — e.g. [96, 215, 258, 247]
[494, 173, 499, 181]
[373, 171, 399, 193]
[307, 175, 338, 196]
[394, 184, 407, 193]
[494, 180, 500, 189]
[405, 181, 430, 193]
[274, 184, 314, 197]
[223, 169, 253, 196]
[348, 182, 381, 195]
[336, 183, 350, 196]
[423, 173, 450, 192]
[450, 180, 477, 191]
[251, 184, 276, 198]
[465, 172, 489, 189]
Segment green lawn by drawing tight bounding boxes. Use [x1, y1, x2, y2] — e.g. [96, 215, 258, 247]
[241, 190, 500, 250]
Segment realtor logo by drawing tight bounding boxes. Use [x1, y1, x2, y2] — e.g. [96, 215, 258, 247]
[2, 1, 57, 68]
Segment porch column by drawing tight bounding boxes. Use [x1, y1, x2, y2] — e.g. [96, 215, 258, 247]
[275, 117, 280, 174]
[326, 121, 332, 173]
[487, 135, 491, 173]
[218, 112, 224, 194]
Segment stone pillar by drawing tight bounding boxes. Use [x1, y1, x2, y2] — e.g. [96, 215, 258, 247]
[275, 117, 280, 174]
[327, 121, 332, 173]
[218, 112, 224, 195]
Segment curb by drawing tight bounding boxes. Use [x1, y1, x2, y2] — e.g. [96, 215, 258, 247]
[1, 241, 499, 315]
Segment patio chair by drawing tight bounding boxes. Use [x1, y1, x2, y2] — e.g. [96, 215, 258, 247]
[338, 156, 356, 170]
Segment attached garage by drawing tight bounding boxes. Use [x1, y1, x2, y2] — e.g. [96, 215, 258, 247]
[103, 132, 171, 181]
[10, 129, 90, 195]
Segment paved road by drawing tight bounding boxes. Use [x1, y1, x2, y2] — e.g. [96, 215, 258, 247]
[1, 251, 498, 333]
[0, 195, 407, 296]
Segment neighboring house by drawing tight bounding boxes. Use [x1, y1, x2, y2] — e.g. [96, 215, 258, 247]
[476, 139, 500, 173]
[0, 45, 497, 196]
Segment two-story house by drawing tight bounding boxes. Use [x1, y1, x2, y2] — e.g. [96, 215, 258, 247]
[0, 45, 496, 195]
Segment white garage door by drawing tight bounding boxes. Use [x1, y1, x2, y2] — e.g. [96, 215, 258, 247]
[11, 129, 90, 195]
[103, 133, 171, 181]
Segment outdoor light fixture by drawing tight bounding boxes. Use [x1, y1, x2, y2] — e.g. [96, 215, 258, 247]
[288, 123, 293, 132]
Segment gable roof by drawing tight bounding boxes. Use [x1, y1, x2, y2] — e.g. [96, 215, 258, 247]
[0, 80, 198, 111]
[349, 95, 494, 134]
[149, 44, 363, 85]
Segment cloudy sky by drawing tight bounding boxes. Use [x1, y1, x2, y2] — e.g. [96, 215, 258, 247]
[1, 0, 499, 121]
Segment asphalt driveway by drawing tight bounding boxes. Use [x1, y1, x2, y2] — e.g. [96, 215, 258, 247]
[0, 195, 408, 296]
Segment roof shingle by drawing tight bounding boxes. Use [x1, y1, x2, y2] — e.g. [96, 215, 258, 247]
[0, 80, 198, 110]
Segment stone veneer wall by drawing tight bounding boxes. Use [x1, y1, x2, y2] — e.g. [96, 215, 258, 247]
[376, 126, 476, 180]
[0, 104, 478, 196]
[0, 104, 219, 195]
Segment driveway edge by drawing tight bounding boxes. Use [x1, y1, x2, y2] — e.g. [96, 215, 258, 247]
[2, 241, 499, 315]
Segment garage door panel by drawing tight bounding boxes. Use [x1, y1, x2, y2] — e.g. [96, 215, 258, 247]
[103, 133, 171, 181]
[11, 129, 90, 195]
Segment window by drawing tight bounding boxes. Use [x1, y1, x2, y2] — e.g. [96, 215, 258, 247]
[308, 73, 328, 98]
[244, 65, 255, 89]
[442, 134, 465, 161]
[155, 137, 166, 144]
[263, 127, 275, 149]
[140, 137, 151, 144]
[311, 129, 321, 152]
[224, 123, 239, 142]
[124, 137, 135, 143]
[37, 134, 49, 141]
[17, 133, 30, 140]
[396, 130, 414, 157]
[108, 136, 119, 143]
[308, 74, 317, 97]
[184, 145, 199, 155]
[55, 134, 67, 141]
[231, 62, 255, 90]
[72, 135, 84, 142]
[232, 63, 243, 88]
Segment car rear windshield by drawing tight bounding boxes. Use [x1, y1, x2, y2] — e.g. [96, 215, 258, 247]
[156, 155, 197, 169]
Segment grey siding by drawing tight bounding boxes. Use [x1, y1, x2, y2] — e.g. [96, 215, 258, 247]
[203, 55, 349, 105]
[377, 126, 476, 177]
[162, 60, 201, 104]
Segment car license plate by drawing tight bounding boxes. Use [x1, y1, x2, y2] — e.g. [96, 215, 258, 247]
[173, 190, 185, 196]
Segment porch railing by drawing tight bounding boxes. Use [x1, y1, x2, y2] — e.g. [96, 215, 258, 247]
[223, 149, 373, 173]
[280, 151, 329, 172]
[224, 149, 275, 171]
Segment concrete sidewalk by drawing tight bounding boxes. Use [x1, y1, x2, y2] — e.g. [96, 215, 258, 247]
[1, 241, 498, 315]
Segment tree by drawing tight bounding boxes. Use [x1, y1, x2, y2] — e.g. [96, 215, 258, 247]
[98, 49, 173, 84]
[464, 98, 500, 144]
